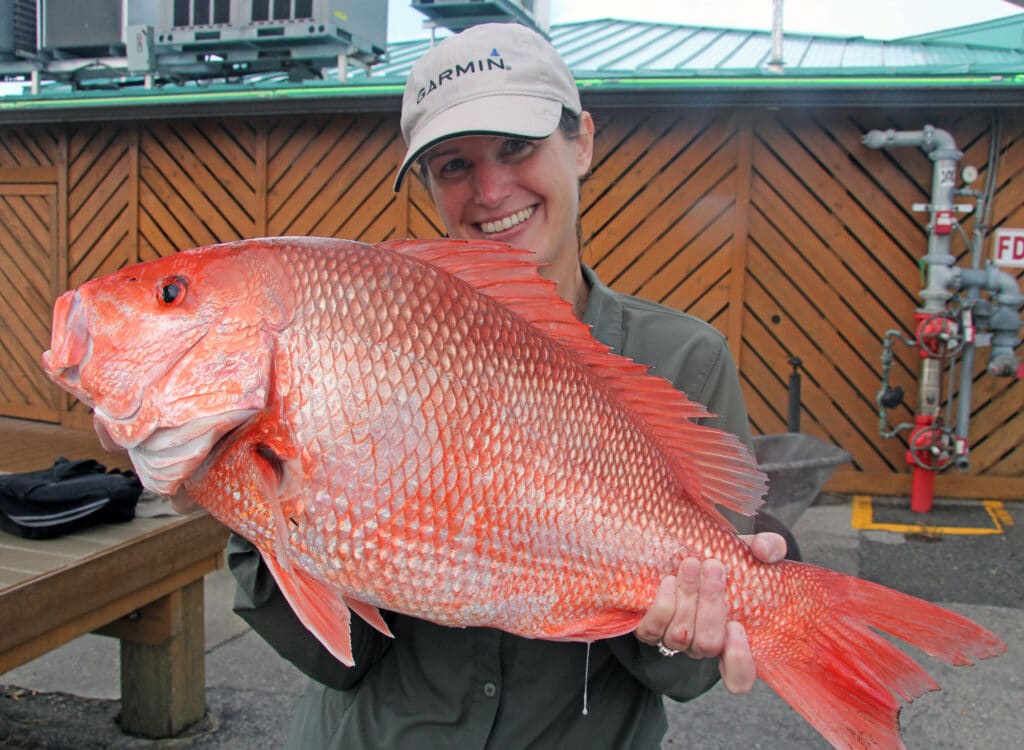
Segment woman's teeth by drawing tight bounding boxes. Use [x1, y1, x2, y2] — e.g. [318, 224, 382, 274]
[480, 207, 534, 234]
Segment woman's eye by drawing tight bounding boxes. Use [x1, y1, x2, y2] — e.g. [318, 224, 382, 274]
[437, 157, 470, 177]
[502, 139, 532, 159]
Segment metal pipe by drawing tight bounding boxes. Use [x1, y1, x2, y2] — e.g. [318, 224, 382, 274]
[954, 312, 976, 471]
[956, 266, 1024, 376]
[951, 154, 994, 470]
[862, 126, 959, 153]
[864, 126, 963, 429]
[769, 0, 785, 68]
[877, 330, 915, 439]
[921, 128, 962, 315]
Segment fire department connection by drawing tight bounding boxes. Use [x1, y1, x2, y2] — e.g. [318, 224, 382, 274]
[863, 125, 1023, 513]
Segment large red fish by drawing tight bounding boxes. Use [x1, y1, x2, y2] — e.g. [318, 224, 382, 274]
[42, 237, 1003, 750]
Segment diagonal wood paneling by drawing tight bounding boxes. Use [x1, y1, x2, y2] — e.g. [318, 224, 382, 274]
[0, 126, 59, 169]
[0, 106, 1019, 495]
[138, 119, 259, 257]
[407, 171, 444, 239]
[0, 186, 59, 422]
[586, 110, 741, 338]
[67, 124, 134, 289]
[266, 115, 404, 241]
[0, 126, 61, 422]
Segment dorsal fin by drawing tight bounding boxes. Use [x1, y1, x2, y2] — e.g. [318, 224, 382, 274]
[377, 238, 766, 526]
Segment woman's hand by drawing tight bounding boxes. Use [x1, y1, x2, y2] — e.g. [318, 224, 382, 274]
[634, 531, 788, 694]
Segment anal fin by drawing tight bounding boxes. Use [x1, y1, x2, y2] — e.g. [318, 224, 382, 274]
[263, 551, 358, 667]
[344, 596, 394, 638]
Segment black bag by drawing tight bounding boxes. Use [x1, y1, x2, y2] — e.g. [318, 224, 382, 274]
[0, 457, 142, 539]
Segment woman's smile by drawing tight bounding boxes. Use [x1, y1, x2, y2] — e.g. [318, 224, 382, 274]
[478, 205, 537, 236]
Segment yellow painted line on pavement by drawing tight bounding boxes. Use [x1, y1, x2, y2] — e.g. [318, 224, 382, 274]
[851, 495, 1012, 535]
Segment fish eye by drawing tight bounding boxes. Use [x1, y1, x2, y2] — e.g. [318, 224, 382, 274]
[158, 276, 188, 305]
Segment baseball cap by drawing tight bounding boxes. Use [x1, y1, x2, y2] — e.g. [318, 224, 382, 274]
[393, 22, 582, 191]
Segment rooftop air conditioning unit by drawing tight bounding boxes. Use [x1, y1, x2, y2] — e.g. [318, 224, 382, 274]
[38, 0, 123, 56]
[0, 0, 36, 61]
[411, 0, 550, 35]
[154, 0, 387, 76]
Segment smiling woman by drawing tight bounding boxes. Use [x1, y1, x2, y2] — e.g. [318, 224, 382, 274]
[226, 21, 794, 750]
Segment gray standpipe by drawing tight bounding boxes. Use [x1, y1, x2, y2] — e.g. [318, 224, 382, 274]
[863, 125, 1023, 510]
[864, 126, 962, 318]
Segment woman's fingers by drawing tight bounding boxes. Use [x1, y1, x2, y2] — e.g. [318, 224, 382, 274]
[634, 573, 679, 646]
[719, 621, 757, 694]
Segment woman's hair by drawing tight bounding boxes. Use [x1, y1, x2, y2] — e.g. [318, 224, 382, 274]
[557, 107, 582, 139]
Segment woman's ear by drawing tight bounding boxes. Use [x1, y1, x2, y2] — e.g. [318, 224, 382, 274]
[575, 111, 595, 178]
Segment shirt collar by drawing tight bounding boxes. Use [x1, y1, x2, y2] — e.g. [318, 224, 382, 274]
[580, 265, 623, 355]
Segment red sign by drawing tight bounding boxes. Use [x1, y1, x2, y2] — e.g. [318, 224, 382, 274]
[993, 228, 1024, 268]
[933, 210, 954, 235]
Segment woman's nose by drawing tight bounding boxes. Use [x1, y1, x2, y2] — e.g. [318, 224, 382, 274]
[472, 161, 511, 207]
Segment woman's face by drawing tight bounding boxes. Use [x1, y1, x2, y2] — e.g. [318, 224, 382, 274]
[419, 112, 594, 290]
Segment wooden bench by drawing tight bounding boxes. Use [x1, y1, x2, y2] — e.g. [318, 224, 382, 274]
[0, 512, 230, 737]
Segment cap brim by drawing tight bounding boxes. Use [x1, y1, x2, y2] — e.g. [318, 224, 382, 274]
[393, 95, 564, 192]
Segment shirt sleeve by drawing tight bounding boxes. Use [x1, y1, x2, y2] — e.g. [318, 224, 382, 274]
[605, 634, 723, 701]
[227, 533, 390, 689]
[680, 334, 756, 534]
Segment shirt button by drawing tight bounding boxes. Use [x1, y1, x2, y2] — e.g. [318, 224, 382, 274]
[483, 682, 497, 697]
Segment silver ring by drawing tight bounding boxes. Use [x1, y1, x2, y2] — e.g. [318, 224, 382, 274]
[656, 639, 680, 657]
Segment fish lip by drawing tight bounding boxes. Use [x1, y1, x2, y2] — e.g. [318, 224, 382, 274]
[42, 290, 94, 403]
[94, 403, 143, 428]
[92, 404, 147, 449]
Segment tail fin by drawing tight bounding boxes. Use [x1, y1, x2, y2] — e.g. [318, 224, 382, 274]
[750, 563, 1005, 750]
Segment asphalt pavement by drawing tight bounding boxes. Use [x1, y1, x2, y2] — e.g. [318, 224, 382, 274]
[1, 493, 1020, 749]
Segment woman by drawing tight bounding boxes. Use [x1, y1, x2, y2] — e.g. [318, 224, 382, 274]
[229, 22, 787, 748]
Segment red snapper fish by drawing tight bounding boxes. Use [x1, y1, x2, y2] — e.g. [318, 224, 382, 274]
[42, 237, 1004, 750]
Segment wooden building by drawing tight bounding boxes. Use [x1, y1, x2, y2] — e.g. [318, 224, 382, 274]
[1, 17, 1022, 498]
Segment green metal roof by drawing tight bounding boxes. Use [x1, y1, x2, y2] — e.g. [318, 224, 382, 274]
[897, 13, 1024, 50]
[394, 16, 1024, 78]
[2, 16, 1023, 124]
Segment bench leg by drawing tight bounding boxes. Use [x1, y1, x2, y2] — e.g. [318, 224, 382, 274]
[117, 578, 207, 738]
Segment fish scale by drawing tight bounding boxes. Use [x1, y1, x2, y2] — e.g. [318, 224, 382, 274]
[42, 235, 1005, 750]
[280, 264, 659, 622]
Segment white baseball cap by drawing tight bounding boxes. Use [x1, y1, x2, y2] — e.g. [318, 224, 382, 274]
[394, 22, 582, 191]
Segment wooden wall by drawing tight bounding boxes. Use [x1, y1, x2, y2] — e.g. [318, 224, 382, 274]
[1, 104, 1020, 499]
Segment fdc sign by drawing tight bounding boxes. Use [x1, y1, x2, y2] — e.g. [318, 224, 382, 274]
[993, 228, 1024, 268]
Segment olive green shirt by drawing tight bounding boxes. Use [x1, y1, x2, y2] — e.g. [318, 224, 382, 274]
[228, 265, 754, 749]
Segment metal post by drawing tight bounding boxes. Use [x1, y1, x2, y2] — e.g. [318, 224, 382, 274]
[787, 356, 802, 433]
